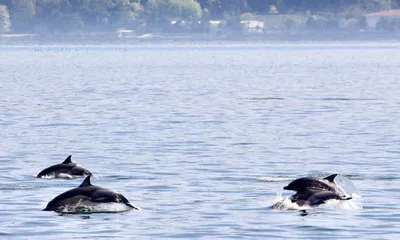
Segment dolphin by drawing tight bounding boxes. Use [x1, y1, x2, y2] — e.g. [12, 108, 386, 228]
[43, 174, 139, 212]
[283, 174, 352, 206]
[37, 155, 92, 179]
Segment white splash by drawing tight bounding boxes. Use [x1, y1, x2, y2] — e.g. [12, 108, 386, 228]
[39, 173, 57, 179]
[38, 173, 89, 179]
[58, 202, 140, 214]
[333, 193, 363, 210]
[271, 194, 310, 210]
[271, 193, 362, 211]
[257, 176, 293, 182]
[317, 194, 362, 210]
[56, 173, 75, 179]
[334, 175, 361, 196]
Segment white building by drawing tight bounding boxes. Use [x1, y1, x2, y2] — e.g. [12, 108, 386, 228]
[240, 21, 264, 34]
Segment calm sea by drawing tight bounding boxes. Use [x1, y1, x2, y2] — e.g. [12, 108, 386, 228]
[1, 42, 399, 239]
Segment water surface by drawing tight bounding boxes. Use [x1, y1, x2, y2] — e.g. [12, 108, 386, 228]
[1, 42, 400, 239]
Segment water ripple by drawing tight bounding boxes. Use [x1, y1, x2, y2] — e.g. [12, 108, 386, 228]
[1, 42, 400, 239]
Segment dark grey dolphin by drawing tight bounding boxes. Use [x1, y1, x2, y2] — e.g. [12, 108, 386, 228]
[43, 174, 139, 212]
[283, 174, 352, 206]
[37, 155, 92, 179]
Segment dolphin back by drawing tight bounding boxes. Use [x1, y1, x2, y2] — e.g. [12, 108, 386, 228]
[284, 177, 334, 192]
[43, 187, 93, 211]
[37, 155, 91, 178]
[37, 164, 73, 178]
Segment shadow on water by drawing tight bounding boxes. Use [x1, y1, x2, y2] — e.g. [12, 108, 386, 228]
[245, 97, 381, 101]
[246, 97, 285, 100]
[318, 97, 380, 101]
[58, 211, 129, 218]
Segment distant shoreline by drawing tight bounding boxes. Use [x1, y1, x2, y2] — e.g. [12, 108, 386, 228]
[1, 31, 400, 45]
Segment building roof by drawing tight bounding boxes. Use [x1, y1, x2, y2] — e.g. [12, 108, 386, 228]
[366, 9, 400, 16]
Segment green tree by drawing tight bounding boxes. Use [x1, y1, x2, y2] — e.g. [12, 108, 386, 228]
[80, 0, 114, 29]
[145, 0, 167, 26]
[362, 0, 392, 11]
[276, 0, 286, 13]
[109, 0, 143, 28]
[34, 0, 65, 33]
[0, 0, 12, 8]
[10, 0, 36, 32]
[179, 0, 202, 20]
[0, 4, 11, 33]
[1, 0, 397, 34]
[145, 0, 202, 27]
[206, 0, 248, 18]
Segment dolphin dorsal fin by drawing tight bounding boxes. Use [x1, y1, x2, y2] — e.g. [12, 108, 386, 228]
[79, 175, 92, 187]
[62, 155, 72, 164]
[324, 174, 338, 182]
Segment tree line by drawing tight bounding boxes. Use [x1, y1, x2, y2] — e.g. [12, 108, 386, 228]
[0, 0, 399, 33]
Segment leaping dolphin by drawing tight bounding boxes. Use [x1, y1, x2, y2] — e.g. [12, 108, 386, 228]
[283, 174, 352, 206]
[37, 155, 92, 179]
[43, 174, 139, 212]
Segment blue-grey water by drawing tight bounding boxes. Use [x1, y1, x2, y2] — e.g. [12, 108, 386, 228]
[1, 42, 400, 239]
